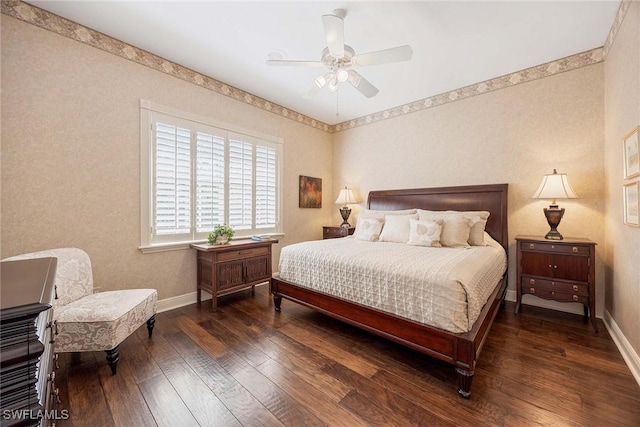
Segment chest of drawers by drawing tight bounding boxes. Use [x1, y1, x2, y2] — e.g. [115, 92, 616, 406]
[515, 235, 597, 332]
[1, 257, 59, 426]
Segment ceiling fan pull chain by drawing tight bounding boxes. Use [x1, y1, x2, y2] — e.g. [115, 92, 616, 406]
[336, 90, 340, 117]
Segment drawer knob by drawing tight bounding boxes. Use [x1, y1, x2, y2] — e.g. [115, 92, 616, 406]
[551, 291, 555, 296]
[530, 287, 535, 294]
[529, 243, 535, 249]
[529, 279, 535, 285]
[572, 285, 579, 291]
[572, 295, 579, 302]
[572, 247, 579, 253]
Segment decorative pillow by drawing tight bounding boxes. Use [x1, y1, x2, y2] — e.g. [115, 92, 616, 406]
[407, 218, 443, 247]
[460, 211, 490, 246]
[361, 208, 417, 220]
[379, 214, 418, 243]
[417, 210, 475, 247]
[354, 217, 384, 241]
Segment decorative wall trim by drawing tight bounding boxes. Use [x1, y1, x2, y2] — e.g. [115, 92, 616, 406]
[0, 0, 332, 133]
[0, 0, 620, 135]
[603, 0, 632, 58]
[332, 48, 604, 132]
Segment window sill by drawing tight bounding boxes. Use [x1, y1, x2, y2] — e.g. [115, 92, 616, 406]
[139, 233, 285, 254]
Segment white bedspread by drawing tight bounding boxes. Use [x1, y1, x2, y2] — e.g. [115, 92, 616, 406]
[278, 236, 507, 333]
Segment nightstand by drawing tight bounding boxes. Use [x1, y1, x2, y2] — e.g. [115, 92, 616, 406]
[323, 226, 355, 239]
[515, 235, 597, 332]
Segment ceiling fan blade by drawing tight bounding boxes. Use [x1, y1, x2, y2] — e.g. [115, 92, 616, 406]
[266, 60, 325, 67]
[322, 11, 345, 58]
[347, 70, 379, 98]
[351, 45, 413, 66]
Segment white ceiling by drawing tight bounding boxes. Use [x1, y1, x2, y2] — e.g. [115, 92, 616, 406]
[28, 1, 620, 125]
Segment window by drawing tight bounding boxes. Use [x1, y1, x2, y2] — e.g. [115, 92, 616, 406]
[140, 100, 282, 251]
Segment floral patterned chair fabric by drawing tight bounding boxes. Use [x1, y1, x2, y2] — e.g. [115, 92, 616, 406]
[2, 248, 157, 375]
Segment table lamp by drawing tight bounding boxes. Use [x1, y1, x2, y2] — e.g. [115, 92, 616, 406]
[335, 187, 359, 227]
[532, 169, 578, 240]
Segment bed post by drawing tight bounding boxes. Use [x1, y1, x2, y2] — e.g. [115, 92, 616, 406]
[270, 277, 282, 311]
[455, 368, 474, 398]
[273, 294, 282, 312]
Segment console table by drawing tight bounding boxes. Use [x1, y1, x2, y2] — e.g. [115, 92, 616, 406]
[191, 239, 278, 311]
[1, 257, 58, 427]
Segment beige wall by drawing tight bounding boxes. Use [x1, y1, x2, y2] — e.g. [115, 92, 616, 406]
[332, 64, 606, 316]
[0, 16, 333, 299]
[2, 5, 637, 366]
[604, 2, 640, 355]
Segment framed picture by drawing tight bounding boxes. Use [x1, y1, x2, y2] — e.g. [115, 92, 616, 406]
[623, 181, 639, 227]
[623, 127, 640, 179]
[299, 175, 322, 208]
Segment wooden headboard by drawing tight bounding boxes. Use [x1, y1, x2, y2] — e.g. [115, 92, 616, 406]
[367, 184, 509, 251]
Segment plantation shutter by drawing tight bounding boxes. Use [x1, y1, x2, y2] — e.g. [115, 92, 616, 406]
[154, 122, 191, 235]
[195, 131, 225, 232]
[142, 101, 282, 248]
[228, 138, 253, 229]
[255, 145, 277, 228]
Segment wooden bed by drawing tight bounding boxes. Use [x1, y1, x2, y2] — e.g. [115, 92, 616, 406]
[270, 183, 508, 398]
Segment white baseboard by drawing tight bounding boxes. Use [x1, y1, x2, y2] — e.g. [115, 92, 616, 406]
[156, 282, 270, 313]
[603, 310, 640, 387]
[157, 291, 211, 313]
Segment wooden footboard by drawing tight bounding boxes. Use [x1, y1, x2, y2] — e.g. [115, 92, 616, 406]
[270, 273, 507, 398]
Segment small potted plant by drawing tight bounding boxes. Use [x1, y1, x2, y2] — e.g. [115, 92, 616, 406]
[208, 224, 235, 245]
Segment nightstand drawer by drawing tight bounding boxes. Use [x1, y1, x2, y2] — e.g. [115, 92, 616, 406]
[522, 286, 588, 305]
[216, 246, 269, 262]
[521, 275, 589, 296]
[519, 241, 590, 256]
[323, 226, 355, 239]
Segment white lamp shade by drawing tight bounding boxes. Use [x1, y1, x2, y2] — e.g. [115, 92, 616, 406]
[532, 169, 578, 201]
[335, 188, 358, 205]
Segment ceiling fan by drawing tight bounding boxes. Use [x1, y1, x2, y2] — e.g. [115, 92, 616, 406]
[266, 9, 413, 99]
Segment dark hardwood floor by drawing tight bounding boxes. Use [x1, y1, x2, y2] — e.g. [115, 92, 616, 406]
[54, 285, 640, 426]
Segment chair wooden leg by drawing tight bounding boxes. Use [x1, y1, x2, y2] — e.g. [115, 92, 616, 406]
[146, 314, 156, 338]
[105, 345, 120, 375]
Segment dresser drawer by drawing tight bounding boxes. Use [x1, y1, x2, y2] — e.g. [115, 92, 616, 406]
[522, 286, 588, 305]
[216, 246, 269, 262]
[521, 275, 589, 296]
[519, 240, 590, 256]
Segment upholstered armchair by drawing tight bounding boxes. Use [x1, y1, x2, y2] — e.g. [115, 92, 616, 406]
[2, 248, 157, 375]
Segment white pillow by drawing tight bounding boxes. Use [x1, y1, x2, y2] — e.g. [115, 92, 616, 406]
[361, 208, 417, 220]
[379, 214, 418, 243]
[354, 217, 384, 241]
[407, 218, 443, 247]
[417, 210, 475, 247]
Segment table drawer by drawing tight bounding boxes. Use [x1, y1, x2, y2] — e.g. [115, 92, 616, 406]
[522, 286, 588, 304]
[519, 241, 590, 256]
[216, 246, 269, 262]
[521, 276, 589, 296]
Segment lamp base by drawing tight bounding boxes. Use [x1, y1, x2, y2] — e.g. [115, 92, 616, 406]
[543, 206, 565, 240]
[339, 206, 352, 228]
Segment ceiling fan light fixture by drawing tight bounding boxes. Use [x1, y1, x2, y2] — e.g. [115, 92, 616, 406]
[336, 68, 349, 83]
[315, 74, 327, 88]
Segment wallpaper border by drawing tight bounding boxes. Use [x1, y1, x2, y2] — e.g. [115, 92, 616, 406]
[1, 0, 621, 134]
